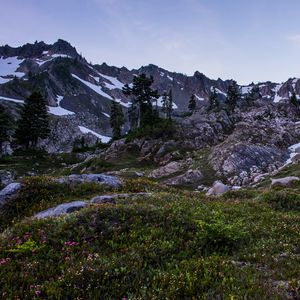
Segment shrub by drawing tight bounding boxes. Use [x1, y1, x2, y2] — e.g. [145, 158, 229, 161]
[126, 119, 175, 142]
[0, 176, 116, 230]
[195, 210, 248, 253]
[261, 190, 300, 211]
[222, 189, 258, 200]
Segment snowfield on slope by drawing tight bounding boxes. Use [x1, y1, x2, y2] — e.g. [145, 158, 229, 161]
[0, 56, 25, 84]
[48, 96, 75, 116]
[78, 126, 111, 143]
[156, 96, 178, 109]
[71, 74, 113, 100]
[0, 96, 25, 104]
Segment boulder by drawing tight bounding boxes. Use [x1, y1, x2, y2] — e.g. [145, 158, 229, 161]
[0, 182, 22, 206]
[271, 176, 300, 187]
[150, 161, 186, 179]
[1, 142, 13, 156]
[90, 192, 151, 204]
[291, 153, 300, 163]
[0, 170, 15, 186]
[35, 201, 87, 219]
[55, 174, 122, 188]
[206, 181, 230, 196]
[164, 169, 203, 186]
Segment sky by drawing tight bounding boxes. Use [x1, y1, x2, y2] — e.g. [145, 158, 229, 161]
[1, 0, 300, 85]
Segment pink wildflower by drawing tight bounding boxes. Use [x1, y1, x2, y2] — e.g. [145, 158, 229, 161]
[35, 290, 41, 297]
[64, 241, 79, 247]
[0, 258, 11, 265]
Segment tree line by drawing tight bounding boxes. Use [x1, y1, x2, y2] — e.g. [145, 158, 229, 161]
[0, 92, 50, 154]
[1, 75, 300, 154]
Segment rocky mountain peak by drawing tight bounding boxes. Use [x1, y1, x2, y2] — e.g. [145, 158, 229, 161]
[50, 39, 79, 58]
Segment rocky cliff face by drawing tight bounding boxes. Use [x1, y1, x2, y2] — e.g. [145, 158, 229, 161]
[1, 39, 300, 183]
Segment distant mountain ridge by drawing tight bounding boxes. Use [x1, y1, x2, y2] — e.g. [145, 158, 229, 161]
[0, 39, 299, 152]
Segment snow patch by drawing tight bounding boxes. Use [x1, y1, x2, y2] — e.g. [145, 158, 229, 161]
[71, 74, 113, 100]
[98, 73, 124, 90]
[156, 96, 178, 109]
[285, 141, 300, 165]
[273, 84, 283, 103]
[215, 88, 227, 96]
[241, 86, 252, 94]
[115, 98, 131, 108]
[167, 75, 173, 81]
[0, 56, 25, 83]
[195, 94, 205, 101]
[0, 96, 24, 104]
[78, 126, 111, 143]
[36, 54, 72, 66]
[102, 112, 110, 118]
[48, 95, 75, 116]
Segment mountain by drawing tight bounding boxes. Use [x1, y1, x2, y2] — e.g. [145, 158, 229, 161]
[0, 39, 299, 154]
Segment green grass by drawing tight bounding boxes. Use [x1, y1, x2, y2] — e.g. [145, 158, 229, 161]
[257, 162, 300, 189]
[0, 151, 83, 178]
[191, 148, 220, 185]
[69, 151, 158, 175]
[0, 178, 299, 298]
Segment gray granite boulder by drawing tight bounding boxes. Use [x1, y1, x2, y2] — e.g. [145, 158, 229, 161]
[0, 170, 15, 186]
[164, 169, 203, 186]
[271, 176, 299, 187]
[55, 174, 122, 188]
[90, 193, 151, 204]
[0, 182, 22, 207]
[150, 161, 186, 179]
[35, 201, 87, 219]
[206, 181, 230, 196]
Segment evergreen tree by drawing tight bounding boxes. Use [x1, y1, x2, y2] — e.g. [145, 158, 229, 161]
[110, 99, 125, 140]
[208, 87, 219, 111]
[290, 92, 299, 107]
[162, 89, 173, 120]
[246, 86, 261, 103]
[122, 74, 159, 128]
[225, 81, 240, 112]
[0, 104, 12, 150]
[188, 94, 196, 114]
[15, 92, 50, 149]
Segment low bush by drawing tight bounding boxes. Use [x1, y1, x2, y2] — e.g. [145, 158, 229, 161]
[0, 176, 116, 230]
[261, 190, 300, 211]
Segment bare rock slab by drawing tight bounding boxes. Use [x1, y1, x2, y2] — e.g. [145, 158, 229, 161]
[55, 174, 122, 188]
[35, 201, 87, 219]
[0, 182, 22, 207]
[271, 176, 299, 187]
[206, 181, 230, 196]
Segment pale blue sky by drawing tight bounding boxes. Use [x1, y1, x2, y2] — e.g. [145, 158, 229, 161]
[1, 0, 300, 84]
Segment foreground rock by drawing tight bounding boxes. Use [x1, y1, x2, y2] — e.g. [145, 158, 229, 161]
[271, 176, 300, 187]
[55, 174, 122, 188]
[206, 181, 230, 196]
[91, 193, 151, 204]
[0, 182, 22, 207]
[35, 193, 151, 219]
[35, 201, 87, 219]
[164, 169, 203, 186]
[0, 170, 15, 186]
[149, 161, 187, 179]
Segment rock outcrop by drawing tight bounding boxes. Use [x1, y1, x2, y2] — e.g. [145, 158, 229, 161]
[55, 174, 122, 188]
[271, 176, 300, 187]
[91, 193, 151, 204]
[35, 192, 151, 219]
[35, 201, 87, 219]
[206, 181, 230, 196]
[164, 169, 203, 186]
[149, 161, 187, 179]
[0, 182, 22, 206]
